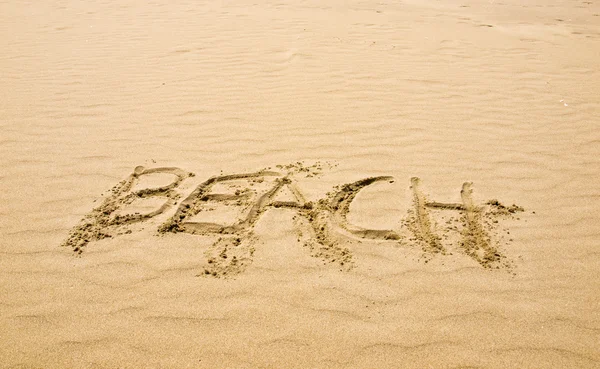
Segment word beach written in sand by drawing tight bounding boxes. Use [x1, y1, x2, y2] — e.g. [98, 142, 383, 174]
[62, 163, 525, 277]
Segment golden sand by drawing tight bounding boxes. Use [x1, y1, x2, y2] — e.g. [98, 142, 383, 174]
[1, 0, 599, 367]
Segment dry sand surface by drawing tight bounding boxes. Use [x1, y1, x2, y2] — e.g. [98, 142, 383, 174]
[1, 0, 600, 367]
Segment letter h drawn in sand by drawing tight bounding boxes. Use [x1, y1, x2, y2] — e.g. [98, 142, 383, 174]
[407, 177, 512, 269]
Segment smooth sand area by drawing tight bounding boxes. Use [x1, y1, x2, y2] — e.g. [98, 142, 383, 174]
[1, 0, 599, 367]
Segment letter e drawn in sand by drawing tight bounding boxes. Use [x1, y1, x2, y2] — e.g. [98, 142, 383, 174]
[158, 170, 283, 277]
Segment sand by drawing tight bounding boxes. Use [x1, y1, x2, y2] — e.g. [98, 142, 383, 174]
[1, 0, 599, 367]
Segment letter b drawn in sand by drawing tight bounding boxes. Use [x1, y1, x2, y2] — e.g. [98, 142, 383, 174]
[61, 166, 192, 253]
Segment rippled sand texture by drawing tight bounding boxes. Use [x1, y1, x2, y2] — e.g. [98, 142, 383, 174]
[1, 0, 599, 367]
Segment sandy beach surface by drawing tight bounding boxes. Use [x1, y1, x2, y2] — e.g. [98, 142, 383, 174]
[1, 0, 599, 367]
